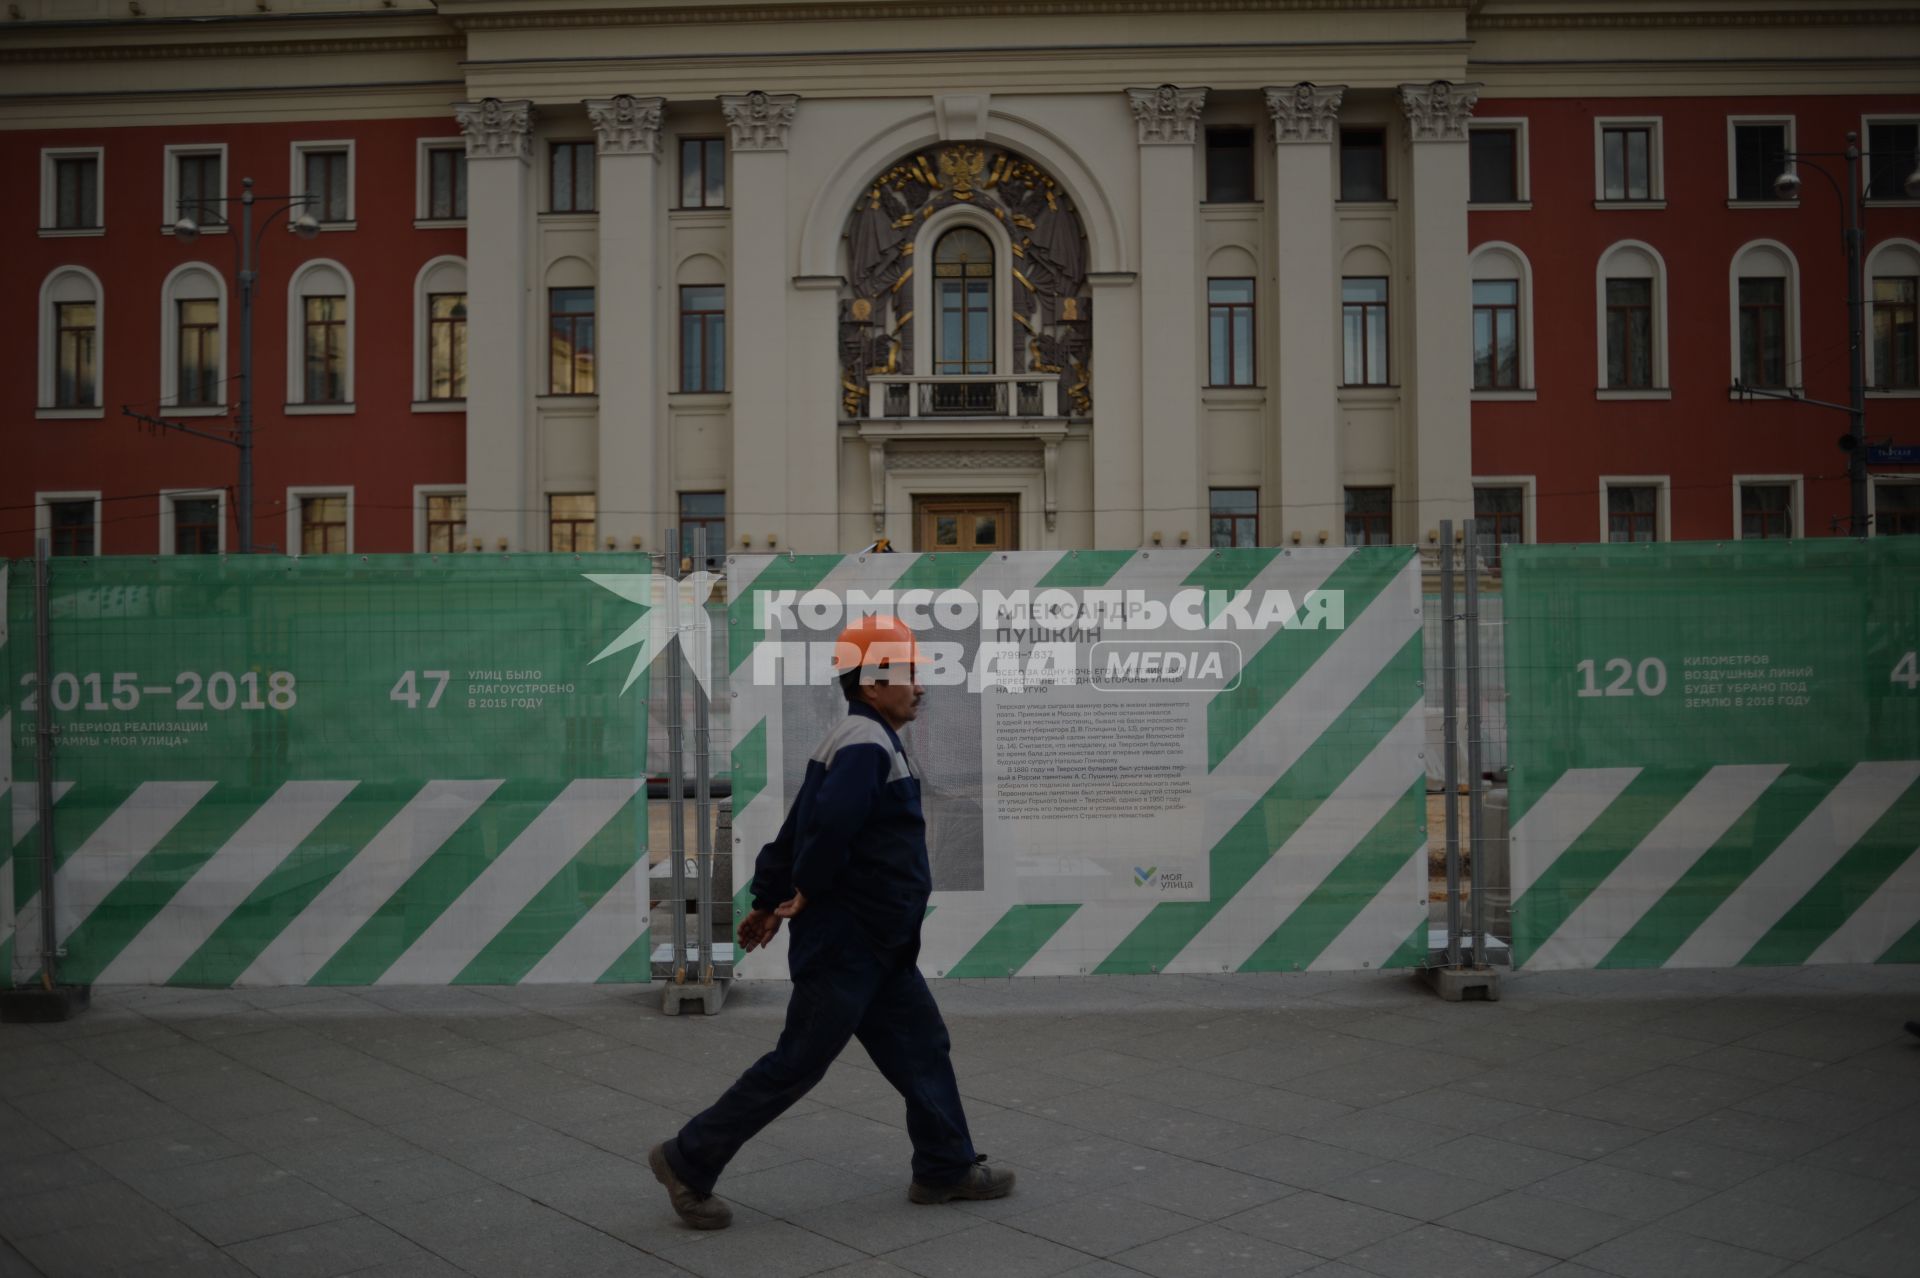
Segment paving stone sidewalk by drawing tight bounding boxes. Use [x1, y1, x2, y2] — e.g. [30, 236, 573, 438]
[3, 965, 1919, 1278]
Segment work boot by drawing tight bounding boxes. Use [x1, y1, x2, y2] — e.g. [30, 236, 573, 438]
[648, 1143, 732, 1230]
[909, 1155, 1016, 1204]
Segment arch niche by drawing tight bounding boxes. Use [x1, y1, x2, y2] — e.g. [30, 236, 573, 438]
[838, 142, 1093, 419]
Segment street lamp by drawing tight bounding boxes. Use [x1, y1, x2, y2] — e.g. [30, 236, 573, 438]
[1737, 133, 1920, 536]
[126, 177, 320, 553]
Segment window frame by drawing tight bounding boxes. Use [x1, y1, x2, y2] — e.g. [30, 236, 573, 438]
[1208, 487, 1259, 549]
[413, 255, 469, 408]
[40, 146, 105, 236]
[1870, 477, 1920, 536]
[287, 487, 354, 557]
[548, 139, 598, 215]
[547, 492, 599, 553]
[159, 261, 228, 417]
[1343, 486, 1393, 547]
[1341, 276, 1390, 387]
[285, 259, 355, 412]
[678, 490, 728, 567]
[1861, 115, 1920, 206]
[678, 284, 727, 393]
[163, 143, 228, 235]
[1206, 277, 1257, 388]
[415, 137, 468, 225]
[159, 488, 228, 556]
[414, 484, 469, 553]
[1204, 125, 1258, 204]
[1727, 115, 1796, 207]
[1727, 239, 1802, 395]
[1339, 127, 1389, 203]
[1593, 117, 1665, 207]
[35, 491, 102, 557]
[38, 266, 105, 418]
[549, 286, 598, 396]
[1865, 238, 1920, 395]
[1731, 475, 1802, 541]
[678, 135, 727, 209]
[176, 296, 225, 410]
[1595, 241, 1671, 398]
[1471, 476, 1536, 567]
[289, 140, 356, 228]
[1467, 120, 1530, 208]
[1599, 476, 1670, 543]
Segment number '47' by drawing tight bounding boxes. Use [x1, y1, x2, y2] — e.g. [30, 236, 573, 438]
[1895, 652, 1920, 691]
[390, 670, 450, 709]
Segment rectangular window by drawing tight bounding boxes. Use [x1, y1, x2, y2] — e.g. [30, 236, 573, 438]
[427, 493, 467, 553]
[174, 496, 220, 555]
[1741, 483, 1793, 539]
[1602, 126, 1653, 201]
[300, 495, 348, 555]
[1209, 488, 1258, 549]
[1344, 487, 1392, 547]
[549, 493, 597, 552]
[428, 293, 468, 401]
[1342, 277, 1389, 386]
[1205, 126, 1255, 203]
[1739, 277, 1788, 388]
[177, 298, 221, 407]
[53, 156, 99, 229]
[302, 148, 350, 222]
[1605, 278, 1653, 389]
[55, 301, 97, 407]
[303, 296, 347, 403]
[680, 137, 726, 208]
[1207, 278, 1255, 387]
[1340, 128, 1387, 201]
[427, 146, 467, 220]
[49, 500, 94, 557]
[176, 152, 222, 224]
[679, 491, 727, 567]
[549, 288, 596, 395]
[1733, 124, 1789, 201]
[1607, 485, 1658, 542]
[680, 285, 726, 392]
[1877, 483, 1920, 536]
[1867, 121, 1919, 201]
[1472, 280, 1520, 390]
[1874, 276, 1918, 389]
[550, 141, 596, 213]
[1469, 127, 1518, 204]
[1474, 486, 1525, 567]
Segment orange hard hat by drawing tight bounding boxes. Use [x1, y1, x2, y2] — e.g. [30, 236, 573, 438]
[833, 614, 925, 675]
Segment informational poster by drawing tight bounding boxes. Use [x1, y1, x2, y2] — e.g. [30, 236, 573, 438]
[1504, 539, 1920, 970]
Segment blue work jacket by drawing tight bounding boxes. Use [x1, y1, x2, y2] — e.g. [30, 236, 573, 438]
[749, 700, 930, 954]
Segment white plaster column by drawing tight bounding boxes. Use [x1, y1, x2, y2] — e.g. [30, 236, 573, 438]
[586, 96, 665, 551]
[720, 91, 799, 550]
[1399, 81, 1480, 543]
[788, 275, 842, 553]
[454, 98, 533, 550]
[1265, 84, 1344, 546]
[1127, 85, 1207, 547]
[1089, 270, 1142, 548]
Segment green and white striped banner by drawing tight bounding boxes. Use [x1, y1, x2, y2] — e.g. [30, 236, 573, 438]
[1506, 540, 1920, 970]
[725, 548, 1428, 980]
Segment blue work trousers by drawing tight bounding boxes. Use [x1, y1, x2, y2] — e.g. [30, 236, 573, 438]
[664, 934, 976, 1195]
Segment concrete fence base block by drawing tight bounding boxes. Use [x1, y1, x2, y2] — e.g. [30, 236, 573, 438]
[1422, 965, 1502, 1002]
[661, 980, 729, 1016]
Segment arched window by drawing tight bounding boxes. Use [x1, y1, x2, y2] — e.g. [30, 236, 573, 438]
[1866, 238, 1920, 391]
[934, 227, 994, 376]
[1469, 242, 1535, 393]
[414, 256, 467, 403]
[39, 266, 103, 414]
[160, 262, 226, 414]
[287, 259, 354, 409]
[1728, 240, 1800, 391]
[1594, 240, 1669, 395]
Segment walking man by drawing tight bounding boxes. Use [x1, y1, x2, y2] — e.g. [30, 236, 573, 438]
[649, 614, 1013, 1229]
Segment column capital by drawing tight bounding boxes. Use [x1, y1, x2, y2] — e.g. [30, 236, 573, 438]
[1263, 83, 1345, 144]
[720, 91, 799, 151]
[1398, 80, 1482, 142]
[453, 98, 533, 161]
[1126, 85, 1207, 145]
[585, 95, 665, 157]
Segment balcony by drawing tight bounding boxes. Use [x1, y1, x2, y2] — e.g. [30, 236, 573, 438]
[867, 374, 1060, 420]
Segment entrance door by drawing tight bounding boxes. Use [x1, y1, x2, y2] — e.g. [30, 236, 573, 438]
[915, 497, 1018, 552]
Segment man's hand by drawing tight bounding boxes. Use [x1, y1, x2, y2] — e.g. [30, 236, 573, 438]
[773, 890, 808, 919]
[737, 908, 781, 952]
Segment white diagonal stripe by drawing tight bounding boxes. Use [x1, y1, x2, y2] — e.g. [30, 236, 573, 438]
[1668, 761, 1920, 970]
[1172, 700, 1424, 974]
[1809, 840, 1920, 965]
[1525, 765, 1788, 972]
[522, 857, 649, 984]
[1018, 902, 1157, 977]
[51, 781, 215, 942]
[378, 778, 642, 985]
[12, 780, 76, 847]
[95, 781, 357, 986]
[1509, 767, 1643, 902]
[1309, 845, 1427, 972]
[239, 779, 501, 986]
[916, 900, 1014, 978]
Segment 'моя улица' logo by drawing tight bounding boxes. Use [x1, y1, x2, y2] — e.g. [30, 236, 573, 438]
[1134, 865, 1195, 890]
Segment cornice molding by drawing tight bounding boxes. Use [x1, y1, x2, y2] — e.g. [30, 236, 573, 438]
[0, 34, 461, 63]
[449, 2, 1462, 30]
[1468, 8, 1920, 31]
[1127, 84, 1207, 145]
[585, 94, 665, 156]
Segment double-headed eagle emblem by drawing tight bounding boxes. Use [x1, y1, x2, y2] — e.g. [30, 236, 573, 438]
[938, 145, 986, 200]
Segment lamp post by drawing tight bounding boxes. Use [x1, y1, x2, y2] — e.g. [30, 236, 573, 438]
[126, 177, 319, 553]
[1742, 134, 1920, 536]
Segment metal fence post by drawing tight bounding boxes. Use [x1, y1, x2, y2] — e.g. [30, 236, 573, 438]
[1465, 519, 1490, 969]
[1440, 520, 1462, 969]
[692, 526, 715, 986]
[663, 528, 688, 990]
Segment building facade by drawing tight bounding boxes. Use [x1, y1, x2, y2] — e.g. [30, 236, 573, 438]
[4, 0, 1917, 560]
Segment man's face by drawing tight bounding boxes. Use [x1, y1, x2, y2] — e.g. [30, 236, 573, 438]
[860, 665, 924, 728]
